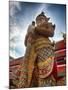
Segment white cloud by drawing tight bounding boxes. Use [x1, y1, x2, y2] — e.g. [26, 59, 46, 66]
[9, 1, 21, 17]
[9, 1, 23, 58]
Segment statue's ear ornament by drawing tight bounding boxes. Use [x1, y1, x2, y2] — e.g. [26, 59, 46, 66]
[47, 17, 50, 21]
[53, 24, 56, 30]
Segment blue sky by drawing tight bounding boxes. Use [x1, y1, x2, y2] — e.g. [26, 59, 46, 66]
[9, 1, 66, 59]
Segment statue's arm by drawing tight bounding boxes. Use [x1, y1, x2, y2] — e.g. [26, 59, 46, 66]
[24, 32, 32, 46]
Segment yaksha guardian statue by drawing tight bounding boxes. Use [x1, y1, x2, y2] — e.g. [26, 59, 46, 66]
[12, 12, 56, 88]
[27, 12, 56, 87]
